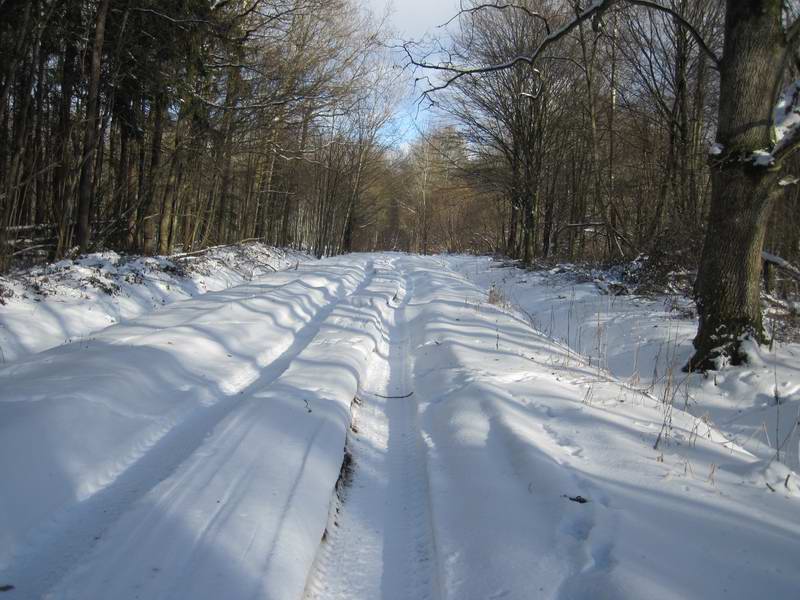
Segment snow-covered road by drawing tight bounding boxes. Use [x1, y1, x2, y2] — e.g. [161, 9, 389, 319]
[1, 254, 799, 600]
[304, 262, 438, 600]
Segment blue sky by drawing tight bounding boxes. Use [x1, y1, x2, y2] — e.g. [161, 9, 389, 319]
[366, 0, 460, 40]
[365, 0, 461, 148]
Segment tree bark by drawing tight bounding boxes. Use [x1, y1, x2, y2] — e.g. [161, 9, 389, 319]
[688, 0, 785, 370]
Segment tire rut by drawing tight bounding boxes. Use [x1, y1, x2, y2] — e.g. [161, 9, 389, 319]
[302, 260, 440, 600]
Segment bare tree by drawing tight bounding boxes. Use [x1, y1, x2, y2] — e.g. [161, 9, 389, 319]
[406, 0, 800, 370]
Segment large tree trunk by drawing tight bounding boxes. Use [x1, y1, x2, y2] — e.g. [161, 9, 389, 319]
[691, 172, 778, 369]
[688, 0, 785, 370]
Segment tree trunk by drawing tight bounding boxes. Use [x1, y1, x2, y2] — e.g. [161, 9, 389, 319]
[54, 0, 80, 258]
[506, 198, 518, 257]
[142, 95, 165, 255]
[255, 135, 278, 240]
[688, 0, 785, 370]
[114, 111, 130, 246]
[76, 0, 111, 253]
[158, 153, 178, 255]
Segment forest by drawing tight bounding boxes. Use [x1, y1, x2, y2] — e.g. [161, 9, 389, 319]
[1, 0, 800, 365]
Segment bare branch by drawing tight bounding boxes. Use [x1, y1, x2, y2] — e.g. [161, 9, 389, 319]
[439, 1, 552, 35]
[625, 0, 720, 67]
[406, 0, 720, 99]
[763, 251, 800, 283]
[406, 1, 612, 96]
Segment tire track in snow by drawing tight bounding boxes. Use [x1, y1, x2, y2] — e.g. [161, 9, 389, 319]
[303, 259, 440, 600]
[1, 261, 377, 600]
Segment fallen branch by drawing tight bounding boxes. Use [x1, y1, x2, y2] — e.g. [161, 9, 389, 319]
[170, 238, 264, 260]
[373, 391, 414, 399]
[762, 251, 800, 282]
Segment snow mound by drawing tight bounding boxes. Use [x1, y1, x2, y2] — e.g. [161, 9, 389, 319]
[0, 243, 309, 363]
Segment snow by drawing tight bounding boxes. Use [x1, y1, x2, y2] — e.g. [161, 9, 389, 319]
[0, 243, 308, 364]
[773, 79, 800, 149]
[750, 149, 775, 167]
[741, 77, 800, 162]
[416, 257, 800, 599]
[1, 252, 799, 599]
[0, 255, 368, 596]
[447, 256, 800, 473]
[303, 263, 438, 600]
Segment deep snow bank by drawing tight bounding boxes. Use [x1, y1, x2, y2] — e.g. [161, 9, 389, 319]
[0, 243, 308, 364]
[445, 255, 800, 473]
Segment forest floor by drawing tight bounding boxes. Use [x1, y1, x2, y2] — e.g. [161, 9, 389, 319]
[1, 252, 799, 599]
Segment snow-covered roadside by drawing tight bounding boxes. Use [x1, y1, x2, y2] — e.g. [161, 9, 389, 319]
[409, 259, 800, 599]
[1, 253, 798, 599]
[445, 255, 800, 475]
[0, 243, 309, 364]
